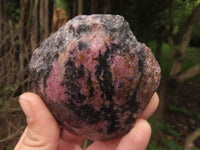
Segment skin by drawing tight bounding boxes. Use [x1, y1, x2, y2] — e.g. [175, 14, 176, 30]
[15, 92, 159, 150]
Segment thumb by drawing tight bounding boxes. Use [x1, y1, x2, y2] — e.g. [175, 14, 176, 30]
[15, 92, 60, 150]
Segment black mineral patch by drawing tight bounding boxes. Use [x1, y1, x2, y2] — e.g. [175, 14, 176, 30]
[63, 59, 86, 103]
[95, 50, 114, 101]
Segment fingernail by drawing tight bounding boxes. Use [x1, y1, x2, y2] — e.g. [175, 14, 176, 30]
[19, 99, 33, 123]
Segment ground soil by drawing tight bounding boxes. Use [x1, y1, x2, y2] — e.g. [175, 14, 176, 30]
[0, 83, 199, 149]
[156, 83, 200, 149]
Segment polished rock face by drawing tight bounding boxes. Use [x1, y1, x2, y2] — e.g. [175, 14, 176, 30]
[29, 14, 161, 141]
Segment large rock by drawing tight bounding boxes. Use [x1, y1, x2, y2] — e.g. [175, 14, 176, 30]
[29, 14, 161, 141]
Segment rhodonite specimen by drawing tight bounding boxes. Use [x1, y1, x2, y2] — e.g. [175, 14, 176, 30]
[29, 14, 161, 141]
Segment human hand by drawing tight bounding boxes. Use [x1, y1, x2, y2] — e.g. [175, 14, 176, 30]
[15, 92, 159, 150]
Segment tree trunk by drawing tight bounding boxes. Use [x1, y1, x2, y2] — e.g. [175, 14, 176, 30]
[104, 0, 111, 13]
[155, 77, 179, 120]
[155, 38, 162, 63]
[31, 0, 39, 50]
[177, 63, 200, 82]
[18, 0, 30, 72]
[184, 128, 200, 150]
[73, 0, 78, 17]
[0, 0, 3, 42]
[40, 0, 49, 41]
[155, 4, 200, 122]
[155, 26, 166, 63]
[91, 0, 99, 14]
[0, 0, 54, 97]
[78, 0, 83, 15]
[170, 4, 200, 76]
[156, 62, 200, 121]
[169, 0, 175, 33]
[30, 0, 52, 50]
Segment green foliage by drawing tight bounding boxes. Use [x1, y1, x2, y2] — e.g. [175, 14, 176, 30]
[82, 139, 89, 149]
[180, 46, 200, 83]
[148, 116, 181, 149]
[148, 91, 200, 149]
[169, 0, 200, 35]
[168, 95, 184, 114]
[111, 0, 169, 42]
[192, 147, 200, 150]
[168, 103, 189, 115]
[195, 112, 200, 122]
[54, 0, 74, 16]
[5, 1, 21, 21]
[147, 42, 174, 83]
[150, 41, 200, 83]
[2, 86, 15, 101]
[182, 47, 200, 70]
[55, 0, 69, 11]
[159, 122, 180, 138]
[0, 97, 3, 107]
[162, 138, 182, 150]
[149, 115, 179, 139]
[147, 141, 163, 150]
[6, 146, 11, 150]
[147, 138, 182, 150]
[7, 86, 15, 96]
[159, 43, 173, 83]
[168, 94, 200, 122]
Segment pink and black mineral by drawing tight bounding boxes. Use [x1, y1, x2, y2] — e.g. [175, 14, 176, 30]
[29, 14, 161, 141]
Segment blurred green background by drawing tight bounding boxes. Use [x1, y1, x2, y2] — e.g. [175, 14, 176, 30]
[0, 0, 200, 149]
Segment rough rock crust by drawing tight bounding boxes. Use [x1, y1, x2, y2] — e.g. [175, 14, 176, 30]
[29, 14, 161, 141]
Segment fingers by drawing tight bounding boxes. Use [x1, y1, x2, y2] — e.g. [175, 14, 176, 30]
[88, 119, 151, 150]
[139, 93, 159, 119]
[15, 92, 60, 150]
[116, 119, 151, 150]
[57, 129, 84, 149]
[61, 129, 84, 145]
[86, 138, 120, 150]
